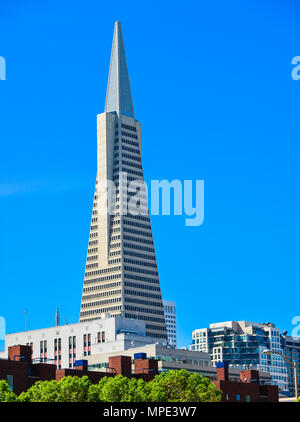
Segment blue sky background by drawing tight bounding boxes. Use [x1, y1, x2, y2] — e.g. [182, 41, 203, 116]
[0, 0, 300, 348]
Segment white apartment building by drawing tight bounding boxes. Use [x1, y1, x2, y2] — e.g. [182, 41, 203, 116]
[163, 300, 177, 347]
[3, 315, 164, 369]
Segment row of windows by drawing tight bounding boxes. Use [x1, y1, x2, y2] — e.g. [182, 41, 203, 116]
[124, 258, 157, 268]
[108, 258, 121, 265]
[87, 255, 98, 261]
[125, 214, 150, 223]
[124, 289, 161, 300]
[83, 281, 121, 293]
[89, 240, 98, 246]
[85, 265, 121, 278]
[111, 219, 120, 226]
[90, 232, 98, 238]
[123, 235, 153, 245]
[123, 228, 152, 238]
[88, 247, 98, 254]
[121, 130, 138, 140]
[86, 262, 98, 269]
[121, 123, 137, 132]
[124, 266, 158, 276]
[124, 281, 161, 292]
[113, 168, 143, 177]
[124, 250, 155, 260]
[120, 153, 141, 162]
[124, 220, 151, 230]
[121, 145, 140, 155]
[111, 227, 120, 234]
[125, 297, 164, 309]
[82, 289, 122, 302]
[81, 296, 122, 308]
[111, 235, 121, 241]
[124, 311, 165, 324]
[120, 138, 139, 148]
[124, 273, 159, 284]
[124, 243, 155, 253]
[91, 217, 98, 223]
[109, 250, 121, 257]
[122, 160, 142, 170]
[80, 305, 122, 317]
[110, 242, 121, 249]
[83, 273, 121, 286]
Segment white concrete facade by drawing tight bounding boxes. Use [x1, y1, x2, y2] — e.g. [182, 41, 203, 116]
[3, 316, 161, 369]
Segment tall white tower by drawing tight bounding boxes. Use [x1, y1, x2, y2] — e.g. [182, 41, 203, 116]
[80, 22, 167, 341]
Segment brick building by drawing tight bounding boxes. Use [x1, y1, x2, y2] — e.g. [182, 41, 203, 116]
[0, 345, 278, 401]
[0, 345, 158, 395]
[213, 362, 278, 402]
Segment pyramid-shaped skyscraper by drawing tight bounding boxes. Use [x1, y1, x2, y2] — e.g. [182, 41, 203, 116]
[80, 22, 167, 341]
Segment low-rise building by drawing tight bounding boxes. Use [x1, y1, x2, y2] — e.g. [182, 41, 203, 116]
[87, 343, 272, 386]
[0, 344, 159, 396]
[213, 362, 278, 402]
[3, 315, 164, 369]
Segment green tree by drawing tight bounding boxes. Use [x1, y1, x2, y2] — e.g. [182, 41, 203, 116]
[0, 380, 18, 402]
[2, 370, 222, 402]
[96, 375, 150, 402]
[18, 376, 92, 402]
[147, 369, 222, 402]
[18, 380, 62, 402]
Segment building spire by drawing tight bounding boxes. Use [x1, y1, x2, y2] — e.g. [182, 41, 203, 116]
[55, 307, 60, 327]
[105, 21, 135, 118]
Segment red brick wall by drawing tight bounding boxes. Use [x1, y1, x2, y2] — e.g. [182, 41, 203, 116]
[134, 359, 158, 375]
[214, 380, 278, 402]
[8, 345, 32, 364]
[0, 360, 28, 395]
[109, 356, 132, 378]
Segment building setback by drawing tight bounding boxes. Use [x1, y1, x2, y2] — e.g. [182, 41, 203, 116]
[79, 21, 167, 341]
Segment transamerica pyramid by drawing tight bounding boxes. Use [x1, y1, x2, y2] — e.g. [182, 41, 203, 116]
[79, 21, 168, 341]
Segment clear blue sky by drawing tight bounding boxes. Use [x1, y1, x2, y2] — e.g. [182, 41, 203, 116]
[0, 0, 300, 348]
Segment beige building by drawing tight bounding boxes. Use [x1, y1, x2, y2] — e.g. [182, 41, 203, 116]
[79, 21, 167, 341]
[87, 343, 272, 384]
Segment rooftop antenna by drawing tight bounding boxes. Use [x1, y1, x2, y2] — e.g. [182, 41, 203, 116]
[55, 307, 60, 327]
